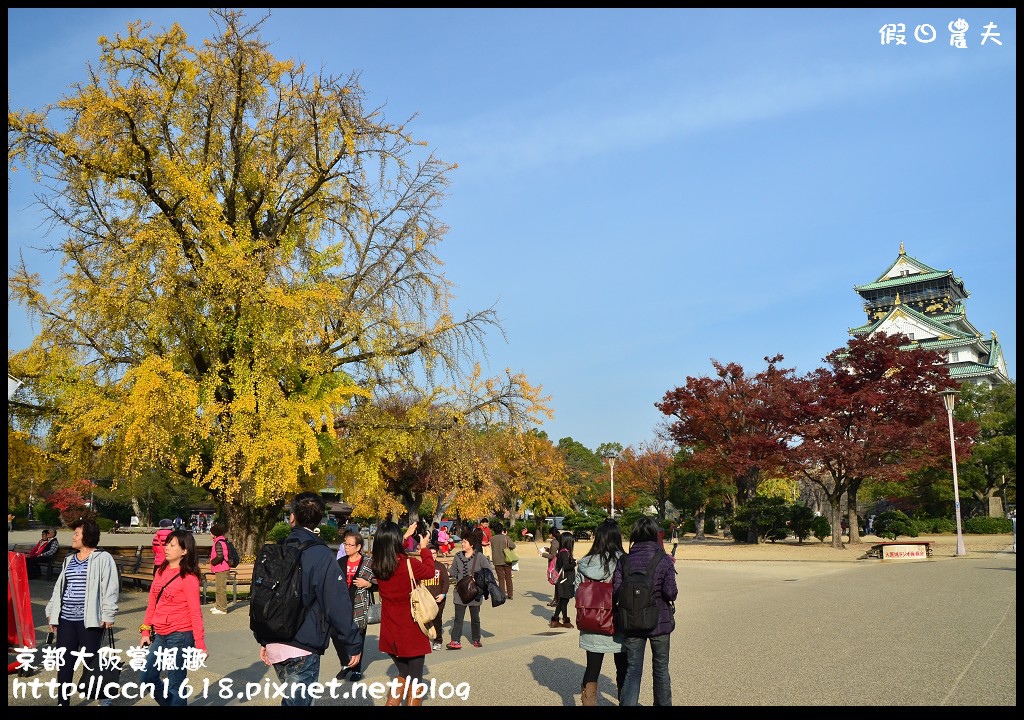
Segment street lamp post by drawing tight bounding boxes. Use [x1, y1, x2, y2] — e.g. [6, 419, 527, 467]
[939, 390, 967, 556]
[602, 450, 619, 518]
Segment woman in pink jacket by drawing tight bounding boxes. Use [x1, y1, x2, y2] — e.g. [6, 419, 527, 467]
[208, 522, 231, 614]
[139, 530, 207, 706]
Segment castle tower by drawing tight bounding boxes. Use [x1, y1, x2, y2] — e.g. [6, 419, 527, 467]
[850, 244, 1009, 386]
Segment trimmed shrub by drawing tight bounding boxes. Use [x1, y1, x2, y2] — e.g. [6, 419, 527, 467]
[963, 516, 1013, 534]
[810, 516, 831, 543]
[317, 523, 339, 543]
[267, 521, 291, 542]
[96, 517, 114, 532]
[912, 517, 957, 534]
[789, 504, 817, 543]
[874, 510, 918, 540]
[729, 520, 752, 543]
[734, 496, 790, 542]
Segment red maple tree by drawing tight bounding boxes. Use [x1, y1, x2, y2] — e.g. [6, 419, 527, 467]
[657, 354, 801, 541]
[787, 332, 976, 548]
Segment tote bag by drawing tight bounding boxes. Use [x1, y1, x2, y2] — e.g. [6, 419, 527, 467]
[407, 559, 439, 639]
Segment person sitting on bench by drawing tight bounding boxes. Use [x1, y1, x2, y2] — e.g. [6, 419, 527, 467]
[26, 528, 59, 579]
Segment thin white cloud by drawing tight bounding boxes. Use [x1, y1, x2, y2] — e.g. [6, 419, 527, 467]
[426, 51, 1013, 176]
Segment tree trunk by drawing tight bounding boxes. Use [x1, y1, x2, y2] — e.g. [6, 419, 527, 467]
[847, 482, 863, 545]
[828, 496, 845, 550]
[694, 506, 706, 541]
[222, 500, 285, 559]
[657, 469, 667, 522]
[131, 498, 144, 526]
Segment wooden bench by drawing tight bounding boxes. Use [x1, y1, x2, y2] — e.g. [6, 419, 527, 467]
[863, 541, 933, 560]
[201, 563, 255, 604]
[109, 545, 142, 572]
[9, 543, 71, 580]
[120, 548, 157, 589]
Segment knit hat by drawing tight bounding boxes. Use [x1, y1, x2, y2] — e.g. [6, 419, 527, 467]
[159, 518, 173, 528]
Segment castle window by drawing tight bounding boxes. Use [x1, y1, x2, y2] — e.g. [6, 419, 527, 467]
[949, 351, 959, 362]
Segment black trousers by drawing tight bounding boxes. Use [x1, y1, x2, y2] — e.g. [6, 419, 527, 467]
[55, 620, 104, 706]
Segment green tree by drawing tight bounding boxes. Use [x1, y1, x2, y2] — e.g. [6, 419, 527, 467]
[667, 446, 730, 540]
[8, 10, 547, 554]
[955, 382, 1016, 516]
[557, 437, 605, 512]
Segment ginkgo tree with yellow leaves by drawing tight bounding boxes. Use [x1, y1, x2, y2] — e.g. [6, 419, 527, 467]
[8, 9, 551, 554]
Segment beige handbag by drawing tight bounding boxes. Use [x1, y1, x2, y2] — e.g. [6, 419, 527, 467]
[407, 559, 439, 639]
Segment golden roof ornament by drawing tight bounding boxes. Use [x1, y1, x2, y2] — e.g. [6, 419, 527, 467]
[899, 241, 905, 255]
[894, 292, 901, 305]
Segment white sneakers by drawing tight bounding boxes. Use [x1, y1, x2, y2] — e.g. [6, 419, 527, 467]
[210, 608, 227, 614]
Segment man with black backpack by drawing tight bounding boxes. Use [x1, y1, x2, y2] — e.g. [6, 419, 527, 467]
[612, 515, 678, 706]
[253, 492, 362, 706]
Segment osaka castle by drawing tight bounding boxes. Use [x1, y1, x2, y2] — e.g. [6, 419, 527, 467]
[850, 243, 1010, 387]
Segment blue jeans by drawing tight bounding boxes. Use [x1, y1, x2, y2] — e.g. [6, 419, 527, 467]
[140, 630, 196, 706]
[620, 634, 672, 706]
[272, 653, 321, 706]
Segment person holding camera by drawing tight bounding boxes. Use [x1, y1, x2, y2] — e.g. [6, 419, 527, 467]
[371, 521, 435, 705]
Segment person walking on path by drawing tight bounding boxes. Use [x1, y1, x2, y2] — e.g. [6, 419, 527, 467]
[448, 528, 493, 650]
[551, 531, 577, 628]
[476, 518, 492, 548]
[613, 516, 678, 706]
[574, 519, 628, 705]
[208, 522, 231, 615]
[669, 522, 680, 558]
[332, 529, 374, 682]
[258, 492, 362, 706]
[45, 517, 119, 707]
[139, 530, 207, 706]
[152, 519, 174, 575]
[541, 531, 561, 607]
[422, 544, 451, 650]
[489, 521, 516, 600]
[371, 521, 436, 706]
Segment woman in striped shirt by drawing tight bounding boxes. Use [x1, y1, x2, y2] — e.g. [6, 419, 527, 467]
[45, 517, 119, 706]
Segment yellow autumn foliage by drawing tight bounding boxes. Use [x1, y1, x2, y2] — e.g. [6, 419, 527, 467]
[8, 10, 553, 550]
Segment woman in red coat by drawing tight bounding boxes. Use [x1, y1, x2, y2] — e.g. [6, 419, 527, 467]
[371, 521, 435, 706]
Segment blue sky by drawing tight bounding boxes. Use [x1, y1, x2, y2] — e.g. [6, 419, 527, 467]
[7, 9, 1017, 452]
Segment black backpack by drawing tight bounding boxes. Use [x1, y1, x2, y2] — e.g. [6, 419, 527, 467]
[225, 539, 240, 568]
[613, 549, 665, 635]
[249, 538, 325, 643]
[218, 538, 240, 568]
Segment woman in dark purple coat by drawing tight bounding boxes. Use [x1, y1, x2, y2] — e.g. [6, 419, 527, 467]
[612, 515, 678, 706]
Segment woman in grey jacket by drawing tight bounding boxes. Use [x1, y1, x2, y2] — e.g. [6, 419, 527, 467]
[573, 519, 628, 706]
[446, 528, 493, 649]
[45, 517, 119, 706]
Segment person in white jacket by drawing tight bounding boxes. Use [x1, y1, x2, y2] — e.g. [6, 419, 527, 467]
[46, 517, 119, 706]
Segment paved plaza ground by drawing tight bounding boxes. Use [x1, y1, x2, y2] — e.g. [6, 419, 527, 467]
[7, 529, 1016, 706]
